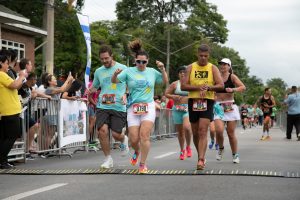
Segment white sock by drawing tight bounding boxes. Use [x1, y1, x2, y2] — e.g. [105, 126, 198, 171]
[106, 155, 112, 160]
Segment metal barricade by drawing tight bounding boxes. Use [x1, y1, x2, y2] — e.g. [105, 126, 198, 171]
[28, 98, 89, 158]
[277, 110, 287, 132]
[151, 108, 177, 139]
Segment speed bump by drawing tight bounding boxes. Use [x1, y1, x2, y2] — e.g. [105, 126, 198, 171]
[0, 168, 299, 178]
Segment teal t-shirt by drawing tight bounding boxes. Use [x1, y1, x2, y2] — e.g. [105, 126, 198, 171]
[117, 66, 163, 106]
[93, 62, 127, 112]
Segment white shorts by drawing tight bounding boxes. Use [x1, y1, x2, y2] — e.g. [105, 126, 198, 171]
[214, 102, 240, 121]
[127, 101, 156, 127]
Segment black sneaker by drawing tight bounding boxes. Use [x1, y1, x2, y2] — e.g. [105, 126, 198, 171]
[26, 154, 35, 161]
[0, 162, 15, 169]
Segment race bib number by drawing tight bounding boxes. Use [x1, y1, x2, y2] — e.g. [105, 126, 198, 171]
[242, 112, 247, 116]
[133, 103, 148, 115]
[175, 104, 188, 112]
[102, 94, 116, 104]
[221, 102, 234, 113]
[192, 99, 207, 111]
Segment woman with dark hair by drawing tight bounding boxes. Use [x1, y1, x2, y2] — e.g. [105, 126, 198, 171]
[0, 55, 26, 169]
[111, 39, 168, 174]
[165, 66, 192, 160]
[61, 79, 83, 100]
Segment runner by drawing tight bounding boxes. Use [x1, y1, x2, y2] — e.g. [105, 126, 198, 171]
[240, 104, 248, 129]
[181, 44, 223, 170]
[111, 39, 168, 174]
[165, 66, 192, 160]
[254, 88, 276, 140]
[214, 58, 246, 164]
[247, 105, 255, 128]
[89, 45, 129, 169]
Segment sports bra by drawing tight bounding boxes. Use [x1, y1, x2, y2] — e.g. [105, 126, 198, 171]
[216, 73, 235, 93]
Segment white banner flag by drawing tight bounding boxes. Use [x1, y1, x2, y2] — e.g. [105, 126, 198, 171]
[77, 14, 91, 88]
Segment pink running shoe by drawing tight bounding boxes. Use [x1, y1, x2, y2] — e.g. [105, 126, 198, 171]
[179, 150, 185, 160]
[139, 163, 148, 174]
[186, 146, 192, 157]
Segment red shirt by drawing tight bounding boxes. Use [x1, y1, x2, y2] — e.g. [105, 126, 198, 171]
[166, 99, 174, 109]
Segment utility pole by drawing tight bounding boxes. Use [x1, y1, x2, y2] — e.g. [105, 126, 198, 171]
[43, 0, 54, 74]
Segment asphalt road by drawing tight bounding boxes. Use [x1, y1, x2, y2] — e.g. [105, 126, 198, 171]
[1, 125, 299, 200]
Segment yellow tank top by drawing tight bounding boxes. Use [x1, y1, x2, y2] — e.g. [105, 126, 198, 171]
[188, 62, 215, 100]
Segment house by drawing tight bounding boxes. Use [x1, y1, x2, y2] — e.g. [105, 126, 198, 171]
[0, 5, 47, 66]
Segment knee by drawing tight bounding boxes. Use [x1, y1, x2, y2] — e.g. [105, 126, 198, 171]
[140, 133, 150, 142]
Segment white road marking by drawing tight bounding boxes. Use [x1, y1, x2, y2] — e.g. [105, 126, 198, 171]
[154, 152, 177, 159]
[2, 183, 68, 200]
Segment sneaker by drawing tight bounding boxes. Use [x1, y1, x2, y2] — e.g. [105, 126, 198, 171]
[186, 146, 192, 157]
[233, 153, 240, 164]
[208, 141, 214, 149]
[120, 135, 129, 157]
[0, 162, 15, 169]
[197, 159, 206, 170]
[26, 154, 35, 161]
[265, 135, 271, 140]
[179, 150, 185, 160]
[215, 143, 219, 150]
[130, 151, 139, 166]
[260, 135, 267, 141]
[100, 156, 113, 169]
[139, 163, 148, 174]
[298, 136, 300, 141]
[216, 148, 224, 161]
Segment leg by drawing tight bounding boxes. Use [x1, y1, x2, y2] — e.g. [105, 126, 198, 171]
[183, 116, 192, 148]
[197, 118, 210, 160]
[215, 119, 225, 148]
[139, 121, 154, 165]
[191, 122, 199, 153]
[176, 124, 185, 151]
[128, 126, 140, 153]
[226, 121, 238, 154]
[286, 115, 293, 139]
[98, 124, 110, 156]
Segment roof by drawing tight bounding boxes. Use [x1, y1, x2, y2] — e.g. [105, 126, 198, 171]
[0, 5, 47, 36]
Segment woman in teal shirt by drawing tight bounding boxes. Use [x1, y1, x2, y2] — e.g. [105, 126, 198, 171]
[112, 40, 168, 174]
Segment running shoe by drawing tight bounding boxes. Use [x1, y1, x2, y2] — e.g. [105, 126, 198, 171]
[265, 135, 271, 140]
[233, 153, 240, 164]
[100, 156, 113, 169]
[215, 143, 219, 150]
[130, 151, 139, 166]
[197, 159, 206, 170]
[216, 148, 224, 161]
[139, 163, 148, 174]
[186, 146, 192, 157]
[120, 135, 129, 157]
[260, 135, 267, 141]
[208, 141, 214, 149]
[179, 150, 185, 160]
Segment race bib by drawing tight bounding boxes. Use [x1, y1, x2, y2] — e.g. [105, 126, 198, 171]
[192, 99, 207, 111]
[133, 103, 148, 115]
[242, 112, 247, 116]
[175, 104, 188, 112]
[221, 102, 234, 113]
[102, 94, 116, 104]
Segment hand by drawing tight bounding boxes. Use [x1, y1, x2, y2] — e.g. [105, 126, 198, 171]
[121, 94, 127, 105]
[199, 84, 208, 91]
[156, 60, 165, 71]
[199, 90, 207, 98]
[18, 70, 26, 78]
[225, 88, 234, 93]
[114, 68, 123, 76]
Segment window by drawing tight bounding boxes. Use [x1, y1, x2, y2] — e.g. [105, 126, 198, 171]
[0, 39, 25, 61]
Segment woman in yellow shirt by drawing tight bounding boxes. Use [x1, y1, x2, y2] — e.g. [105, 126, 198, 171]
[0, 54, 25, 169]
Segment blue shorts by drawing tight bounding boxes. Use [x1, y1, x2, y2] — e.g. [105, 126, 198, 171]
[172, 104, 189, 124]
[88, 106, 96, 117]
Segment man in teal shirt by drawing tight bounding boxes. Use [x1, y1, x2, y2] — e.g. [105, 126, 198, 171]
[89, 45, 128, 169]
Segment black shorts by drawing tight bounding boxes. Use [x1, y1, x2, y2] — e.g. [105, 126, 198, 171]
[95, 109, 126, 134]
[0, 114, 22, 139]
[188, 98, 214, 123]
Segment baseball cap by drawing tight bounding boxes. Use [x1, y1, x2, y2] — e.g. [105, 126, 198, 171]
[218, 58, 231, 66]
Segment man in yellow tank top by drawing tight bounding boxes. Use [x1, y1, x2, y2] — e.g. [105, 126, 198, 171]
[181, 44, 224, 170]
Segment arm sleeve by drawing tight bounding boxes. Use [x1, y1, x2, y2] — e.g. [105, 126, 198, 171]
[0, 73, 14, 87]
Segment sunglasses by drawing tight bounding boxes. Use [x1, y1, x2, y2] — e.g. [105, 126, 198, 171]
[136, 60, 147, 65]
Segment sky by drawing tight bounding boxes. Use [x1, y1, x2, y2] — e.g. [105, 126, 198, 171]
[82, 0, 300, 87]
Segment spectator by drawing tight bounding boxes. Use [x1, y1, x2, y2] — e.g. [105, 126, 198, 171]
[283, 86, 300, 140]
